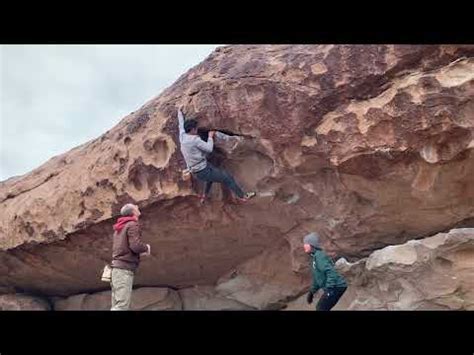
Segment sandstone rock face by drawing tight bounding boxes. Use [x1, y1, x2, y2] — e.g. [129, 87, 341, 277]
[179, 285, 254, 310]
[215, 239, 308, 309]
[0, 294, 51, 310]
[335, 228, 474, 310]
[285, 228, 474, 310]
[53, 287, 182, 310]
[1, 45, 474, 310]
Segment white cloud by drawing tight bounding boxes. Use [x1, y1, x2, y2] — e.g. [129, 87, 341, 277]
[0, 44, 219, 180]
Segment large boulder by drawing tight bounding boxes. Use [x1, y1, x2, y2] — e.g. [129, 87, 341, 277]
[335, 228, 474, 310]
[1, 45, 474, 307]
[285, 228, 474, 310]
[215, 239, 308, 309]
[53, 287, 182, 310]
[0, 294, 51, 310]
[178, 285, 254, 310]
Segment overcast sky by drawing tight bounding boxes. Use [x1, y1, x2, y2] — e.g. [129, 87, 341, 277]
[0, 45, 219, 181]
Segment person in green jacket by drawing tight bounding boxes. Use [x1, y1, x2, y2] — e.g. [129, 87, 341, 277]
[303, 232, 347, 311]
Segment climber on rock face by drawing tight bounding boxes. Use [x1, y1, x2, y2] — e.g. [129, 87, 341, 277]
[177, 107, 256, 204]
[110, 203, 151, 310]
[303, 232, 347, 311]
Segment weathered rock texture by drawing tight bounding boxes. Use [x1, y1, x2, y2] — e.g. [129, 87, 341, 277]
[0, 294, 51, 310]
[53, 287, 182, 310]
[285, 228, 474, 310]
[334, 228, 474, 310]
[179, 286, 254, 310]
[215, 239, 308, 309]
[1, 45, 474, 309]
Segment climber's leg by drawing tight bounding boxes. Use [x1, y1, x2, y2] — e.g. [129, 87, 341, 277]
[195, 163, 249, 199]
[199, 180, 213, 204]
[204, 180, 213, 197]
[219, 169, 246, 199]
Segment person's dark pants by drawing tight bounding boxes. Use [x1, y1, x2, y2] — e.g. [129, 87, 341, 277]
[194, 163, 245, 199]
[316, 286, 347, 311]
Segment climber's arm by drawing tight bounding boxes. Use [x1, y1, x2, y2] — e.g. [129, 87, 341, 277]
[178, 108, 185, 142]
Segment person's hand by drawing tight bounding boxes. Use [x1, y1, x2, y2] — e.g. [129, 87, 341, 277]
[306, 291, 314, 304]
[141, 244, 151, 257]
[208, 131, 216, 139]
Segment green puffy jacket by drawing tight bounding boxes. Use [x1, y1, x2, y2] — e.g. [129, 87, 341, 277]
[310, 248, 347, 293]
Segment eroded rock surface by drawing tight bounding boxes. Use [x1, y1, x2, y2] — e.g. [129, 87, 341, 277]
[1, 45, 474, 309]
[179, 285, 254, 310]
[335, 228, 474, 310]
[0, 294, 51, 310]
[53, 287, 182, 310]
[286, 228, 474, 310]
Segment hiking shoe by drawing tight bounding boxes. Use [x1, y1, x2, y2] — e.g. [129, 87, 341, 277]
[245, 192, 256, 199]
[237, 191, 256, 202]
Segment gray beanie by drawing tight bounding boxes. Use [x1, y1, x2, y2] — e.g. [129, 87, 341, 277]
[303, 232, 320, 248]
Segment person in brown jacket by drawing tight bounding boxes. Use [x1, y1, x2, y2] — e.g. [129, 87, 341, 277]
[111, 203, 150, 310]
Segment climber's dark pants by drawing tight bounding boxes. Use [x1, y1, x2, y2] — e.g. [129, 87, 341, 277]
[194, 163, 245, 198]
[316, 286, 347, 311]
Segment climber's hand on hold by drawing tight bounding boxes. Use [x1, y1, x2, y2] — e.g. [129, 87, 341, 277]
[208, 131, 216, 139]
